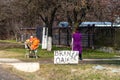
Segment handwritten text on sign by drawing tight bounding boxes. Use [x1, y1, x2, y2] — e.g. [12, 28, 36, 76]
[54, 51, 79, 64]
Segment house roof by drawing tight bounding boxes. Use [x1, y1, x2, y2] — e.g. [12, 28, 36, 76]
[58, 22, 69, 27]
[79, 22, 120, 27]
[58, 21, 120, 28]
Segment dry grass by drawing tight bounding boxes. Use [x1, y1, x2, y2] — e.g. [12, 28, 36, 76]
[0, 50, 21, 58]
[3, 64, 120, 80]
[0, 50, 24, 58]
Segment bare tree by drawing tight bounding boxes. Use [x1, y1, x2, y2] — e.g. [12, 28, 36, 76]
[58, 0, 91, 31]
[22, 0, 62, 51]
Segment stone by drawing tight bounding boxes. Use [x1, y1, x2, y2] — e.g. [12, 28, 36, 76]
[9, 62, 40, 72]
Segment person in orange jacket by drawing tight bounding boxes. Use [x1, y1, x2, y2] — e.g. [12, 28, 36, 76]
[30, 37, 40, 50]
[29, 36, 34, 43]
[25, 36, 34, 49]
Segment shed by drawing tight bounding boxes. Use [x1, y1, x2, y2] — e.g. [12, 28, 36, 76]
[19, 27, 36, 42]
[79, 22, 120, 49]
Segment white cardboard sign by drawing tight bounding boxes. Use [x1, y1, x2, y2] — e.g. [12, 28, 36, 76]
[54, 51, 79, 64]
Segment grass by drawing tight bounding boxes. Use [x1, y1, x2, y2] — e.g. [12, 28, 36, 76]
[0, 40, 119, 61]
[0, 49, 25, 58]
[0, 40, 120, 80]
[0, 40, 17, 43]
[0, 46, 119, 63]
[0, 40, 120, 59]
[82, 49, 116, 59]
[3, 64, 120, 80]
[0, 45, 118, 59]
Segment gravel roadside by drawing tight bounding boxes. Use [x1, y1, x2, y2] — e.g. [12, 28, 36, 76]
[0, 65, 24, 80]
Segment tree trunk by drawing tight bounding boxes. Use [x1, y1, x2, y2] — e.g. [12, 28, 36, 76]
[42, 27, 48, 49]
[47, 36, 52, 51]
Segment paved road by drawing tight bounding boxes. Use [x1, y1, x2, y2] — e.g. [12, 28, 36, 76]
[0, 58, 120, 64]
[0, 65, 23, 80]
[38, 58, 120, 64]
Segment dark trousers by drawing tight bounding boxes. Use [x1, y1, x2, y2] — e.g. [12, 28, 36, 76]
[79, 53, 82, 60]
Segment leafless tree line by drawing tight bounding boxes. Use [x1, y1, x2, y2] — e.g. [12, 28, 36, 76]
[0, 0, 120, 39]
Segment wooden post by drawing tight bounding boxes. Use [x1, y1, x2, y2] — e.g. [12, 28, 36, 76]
[59, 28, 61, 45]
[92, 24, 95, 49]
[87, 25, 90, 48]
[67, 28, 69, 46]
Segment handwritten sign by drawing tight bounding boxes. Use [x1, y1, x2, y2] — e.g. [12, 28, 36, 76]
[54, 51, 79, 64]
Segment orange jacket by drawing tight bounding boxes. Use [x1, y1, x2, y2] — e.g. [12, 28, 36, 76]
[30, 37, 40, 50]
[29, 37, 34, 43]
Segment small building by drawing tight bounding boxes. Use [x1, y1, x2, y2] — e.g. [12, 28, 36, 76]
[18, 27, 36, 42]
[53, 21, 120, 49]
[18, 27, 43, 42]
[79, 22, 120, 49]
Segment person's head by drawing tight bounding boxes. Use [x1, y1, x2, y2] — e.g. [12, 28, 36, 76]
[75, 27, 79, 33]
[30, 36, 33, 39]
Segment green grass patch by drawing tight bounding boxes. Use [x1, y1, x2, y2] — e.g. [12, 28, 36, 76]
[0, 40, 17, 43]
[38, 46, 71, 58]
[82, 49, 116, 59]
[0, 46, 118, 59]
[38, 46, 116, 59]
[0, 39, 118, 59]
[5, 48, 25, 53]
